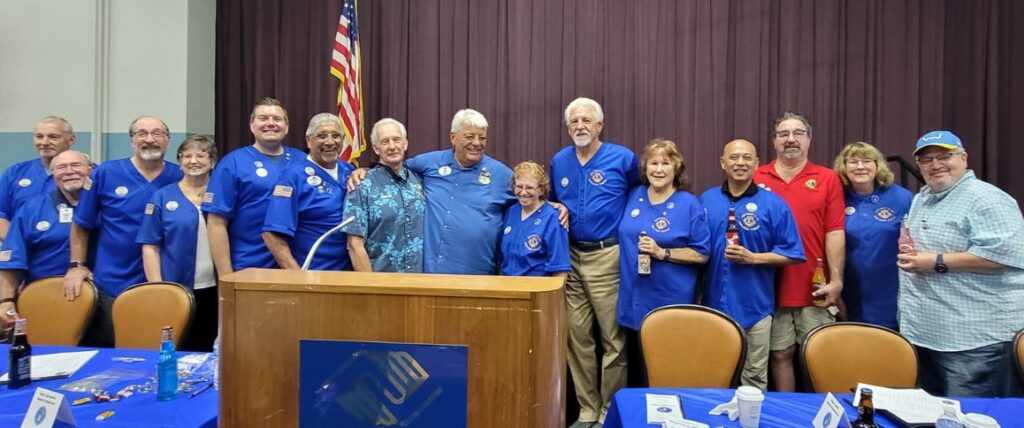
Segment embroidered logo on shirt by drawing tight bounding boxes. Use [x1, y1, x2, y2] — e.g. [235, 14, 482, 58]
[0, 250, 10, 262]
[17, 178, 31, 188]
[115, 186, 129, 197]
[478, 170, 491, 185]
[874, 207, 895, 222]
[35, 221, 51, 231]
[560, 177, 569, 188]
[273, 185, 293, 198]
[804, 179, 818, 190]
[438, 166, 452, 176]
[83, 177, 93, 190]
[845, 206, 856, 216]
[145, 203, 155, 215]
[741, 213, 761, 231]
[166, 201, 179, 212]
[652, 216, 670, 232]
[589, 170, 606, 185]
[525, 234, 541, 251]
[203, 192, 214, 204]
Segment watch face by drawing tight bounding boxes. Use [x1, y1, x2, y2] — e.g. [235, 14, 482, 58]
[935, 264, 949, 273]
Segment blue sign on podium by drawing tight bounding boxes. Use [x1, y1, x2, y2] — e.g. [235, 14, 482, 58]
[299, 340, 468, 427]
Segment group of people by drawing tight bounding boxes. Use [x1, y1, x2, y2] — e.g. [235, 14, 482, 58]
[0, 98, 1021, 427]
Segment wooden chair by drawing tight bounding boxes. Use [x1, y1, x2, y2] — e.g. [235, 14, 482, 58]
[639, 304, 746, 388]
[16, 276, 98, 345]
[1013, 328, 1024, 387]
[802, 322, 918, 393]
[112, 281, 194, 349]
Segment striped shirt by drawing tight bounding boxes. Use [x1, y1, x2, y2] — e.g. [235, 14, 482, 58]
[898, 171, 1024, 351]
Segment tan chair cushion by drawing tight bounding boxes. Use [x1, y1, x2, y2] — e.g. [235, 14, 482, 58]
[640, 304, 745, 388]
[17, 277, 98, 346]
[1014, 329, 1024, 386]
[802, 322, 917, 393]
[112, 282, 194, 349]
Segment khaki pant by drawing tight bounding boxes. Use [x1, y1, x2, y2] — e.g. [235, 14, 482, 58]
[740, 315, 772, 390]
[770, 306, 835, 351]
[566, 245, 627, 423]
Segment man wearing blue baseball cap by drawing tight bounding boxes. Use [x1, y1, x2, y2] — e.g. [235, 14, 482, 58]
[897, 130, 1024, 398]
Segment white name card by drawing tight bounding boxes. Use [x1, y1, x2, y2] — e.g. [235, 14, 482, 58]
[812, 392, 851, 428]
[20, 387, 76, 428]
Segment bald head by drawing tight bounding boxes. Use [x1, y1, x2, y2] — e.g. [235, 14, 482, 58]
[720, 139, 759, 184]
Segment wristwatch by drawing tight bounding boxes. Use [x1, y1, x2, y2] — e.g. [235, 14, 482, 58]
[663, 248, 670, 261]
[934, 254, 949, 273]
[69, 260, 87, 269]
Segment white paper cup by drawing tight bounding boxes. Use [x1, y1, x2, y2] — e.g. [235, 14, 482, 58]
[962, 413, 1000, 428]
[736, 386, 765, 428]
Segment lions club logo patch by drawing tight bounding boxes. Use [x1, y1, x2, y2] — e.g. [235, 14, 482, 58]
[525, 234, 541, 251]
[589, 170, 606, 185]
[804, 179, 818, 190]
[652, 217, 670, 232]
[741, 213, 760, 231]
[874, 207, 895, 222]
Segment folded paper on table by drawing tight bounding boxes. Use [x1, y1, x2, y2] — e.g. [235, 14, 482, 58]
[0, 350, 98, 383]
[853, 382, 960, 427]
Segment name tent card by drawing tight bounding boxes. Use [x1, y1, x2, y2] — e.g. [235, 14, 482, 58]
[21, 387, 76, 428]
[813, 393, 851, 428]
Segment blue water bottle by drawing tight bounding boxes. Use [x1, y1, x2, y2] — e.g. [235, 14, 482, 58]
[156, 326, 178, 401]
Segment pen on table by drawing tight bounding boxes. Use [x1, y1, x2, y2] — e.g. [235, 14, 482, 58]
[190, 382, 213, 398]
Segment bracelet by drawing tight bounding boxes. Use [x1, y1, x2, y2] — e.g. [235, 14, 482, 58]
[663, 248, 671, 261]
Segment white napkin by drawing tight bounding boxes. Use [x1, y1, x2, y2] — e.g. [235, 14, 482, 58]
[708, 393, 739, 421]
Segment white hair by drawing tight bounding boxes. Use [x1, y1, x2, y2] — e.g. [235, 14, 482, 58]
[305, 113, 342, 137]
[564, 97, 605, 125]
[450, 109, 488, 133]
[370, 118, 408, 145]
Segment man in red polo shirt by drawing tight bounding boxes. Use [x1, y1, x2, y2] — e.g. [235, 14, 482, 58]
[753, 112, 845, 392]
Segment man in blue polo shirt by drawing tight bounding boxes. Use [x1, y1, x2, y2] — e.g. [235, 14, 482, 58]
[700, 139, 805, 390]
[0, 150, 92, 318]
[65, 116, 183, 347]
[263, 113, 354, 271]
[405, 109, 515, 274]
[203, 98, 305, 274]
[550, 97, 639, 428]
[0, 116, 77, 244]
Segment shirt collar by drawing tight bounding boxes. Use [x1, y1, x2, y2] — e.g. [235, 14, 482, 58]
[719, 181, 759, 202]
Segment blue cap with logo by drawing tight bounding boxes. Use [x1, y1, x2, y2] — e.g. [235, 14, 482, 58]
[914, 130, 963, 154]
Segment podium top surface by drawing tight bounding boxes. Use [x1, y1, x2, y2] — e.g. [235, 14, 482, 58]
[220, 268, 564, 299]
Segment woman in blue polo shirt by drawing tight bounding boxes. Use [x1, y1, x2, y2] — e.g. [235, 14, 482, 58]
[500, 161, 570, 277]
[137, 135, 218, 351]
[833, 142, 912, 330]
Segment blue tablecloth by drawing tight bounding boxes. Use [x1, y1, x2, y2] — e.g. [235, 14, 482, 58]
[0, 345, 217, 427]
[605, 388, 1024, 428]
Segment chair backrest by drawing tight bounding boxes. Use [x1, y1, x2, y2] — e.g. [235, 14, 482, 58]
[802, 322, 918, 393]
[17, 276, 98, 346]
[640, 304, 746, 388]
[112, 281, 194, 349]
[1013, 328, 1024, 387]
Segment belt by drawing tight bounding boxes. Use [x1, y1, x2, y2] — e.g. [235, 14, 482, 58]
[572, 237, 619, 252]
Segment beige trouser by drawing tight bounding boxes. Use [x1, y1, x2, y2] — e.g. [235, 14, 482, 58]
[740, 315, 772, 390]
[566, 245, 627, 423]
[770, 306, 835, 350]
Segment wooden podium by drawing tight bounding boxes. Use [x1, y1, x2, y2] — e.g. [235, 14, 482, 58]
[218, 269, 566, 427]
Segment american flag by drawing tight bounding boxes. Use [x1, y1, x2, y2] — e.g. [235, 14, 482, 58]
[331, 0, 364, 164]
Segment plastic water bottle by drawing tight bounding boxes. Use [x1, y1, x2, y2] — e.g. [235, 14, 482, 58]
[935, 400, 963, 428]
[211, 335, 220, 390]
[156, 326, 178, 401]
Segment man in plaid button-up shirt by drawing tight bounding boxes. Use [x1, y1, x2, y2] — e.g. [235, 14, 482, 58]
[897, 130, 1024, 398]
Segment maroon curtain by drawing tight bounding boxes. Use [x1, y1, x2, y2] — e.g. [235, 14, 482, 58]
[216, 0, 1024, 200]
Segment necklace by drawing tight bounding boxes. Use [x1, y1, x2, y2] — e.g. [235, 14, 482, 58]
[180, 182, 207, 198]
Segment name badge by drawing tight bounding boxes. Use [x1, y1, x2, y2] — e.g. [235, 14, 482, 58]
[58, 207, 73, 224]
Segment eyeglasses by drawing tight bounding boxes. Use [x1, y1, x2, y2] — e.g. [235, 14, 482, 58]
[375, 138, 405, 147]
[180, 153, 211, 161]
[53, 162, 88, 172]
[915, 151, 963, 166]
[774, 129, 809, 139]
[133, 130, 168, 140]
[314, 133, 344, 142]
[845, 159, 876, 167]
[514, 184, 539, 192]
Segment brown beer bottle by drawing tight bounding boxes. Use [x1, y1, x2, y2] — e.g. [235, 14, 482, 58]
[8, 318, 32, 389]
[852, 388, 880, 428]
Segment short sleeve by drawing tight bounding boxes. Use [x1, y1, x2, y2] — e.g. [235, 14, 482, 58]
[202, 160, 238, 218]
[340, 179, 370, 238]
[687, 197, 712, 256]
[542, 211, 571, 274]
[0, 170, 13, 220]
[0, 210, 30, 271]
[770, 198, 807, 261]
[824, 173, 846, 232]
[262, 172, 300, 238]
[73, 168, 103, 229]
[965, 196, 1024, 269]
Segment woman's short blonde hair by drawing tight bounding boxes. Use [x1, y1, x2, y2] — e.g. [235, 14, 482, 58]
[639, 138, 688, 190]
[833, 141, 895, 189]
[512, 161, 549, 200]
